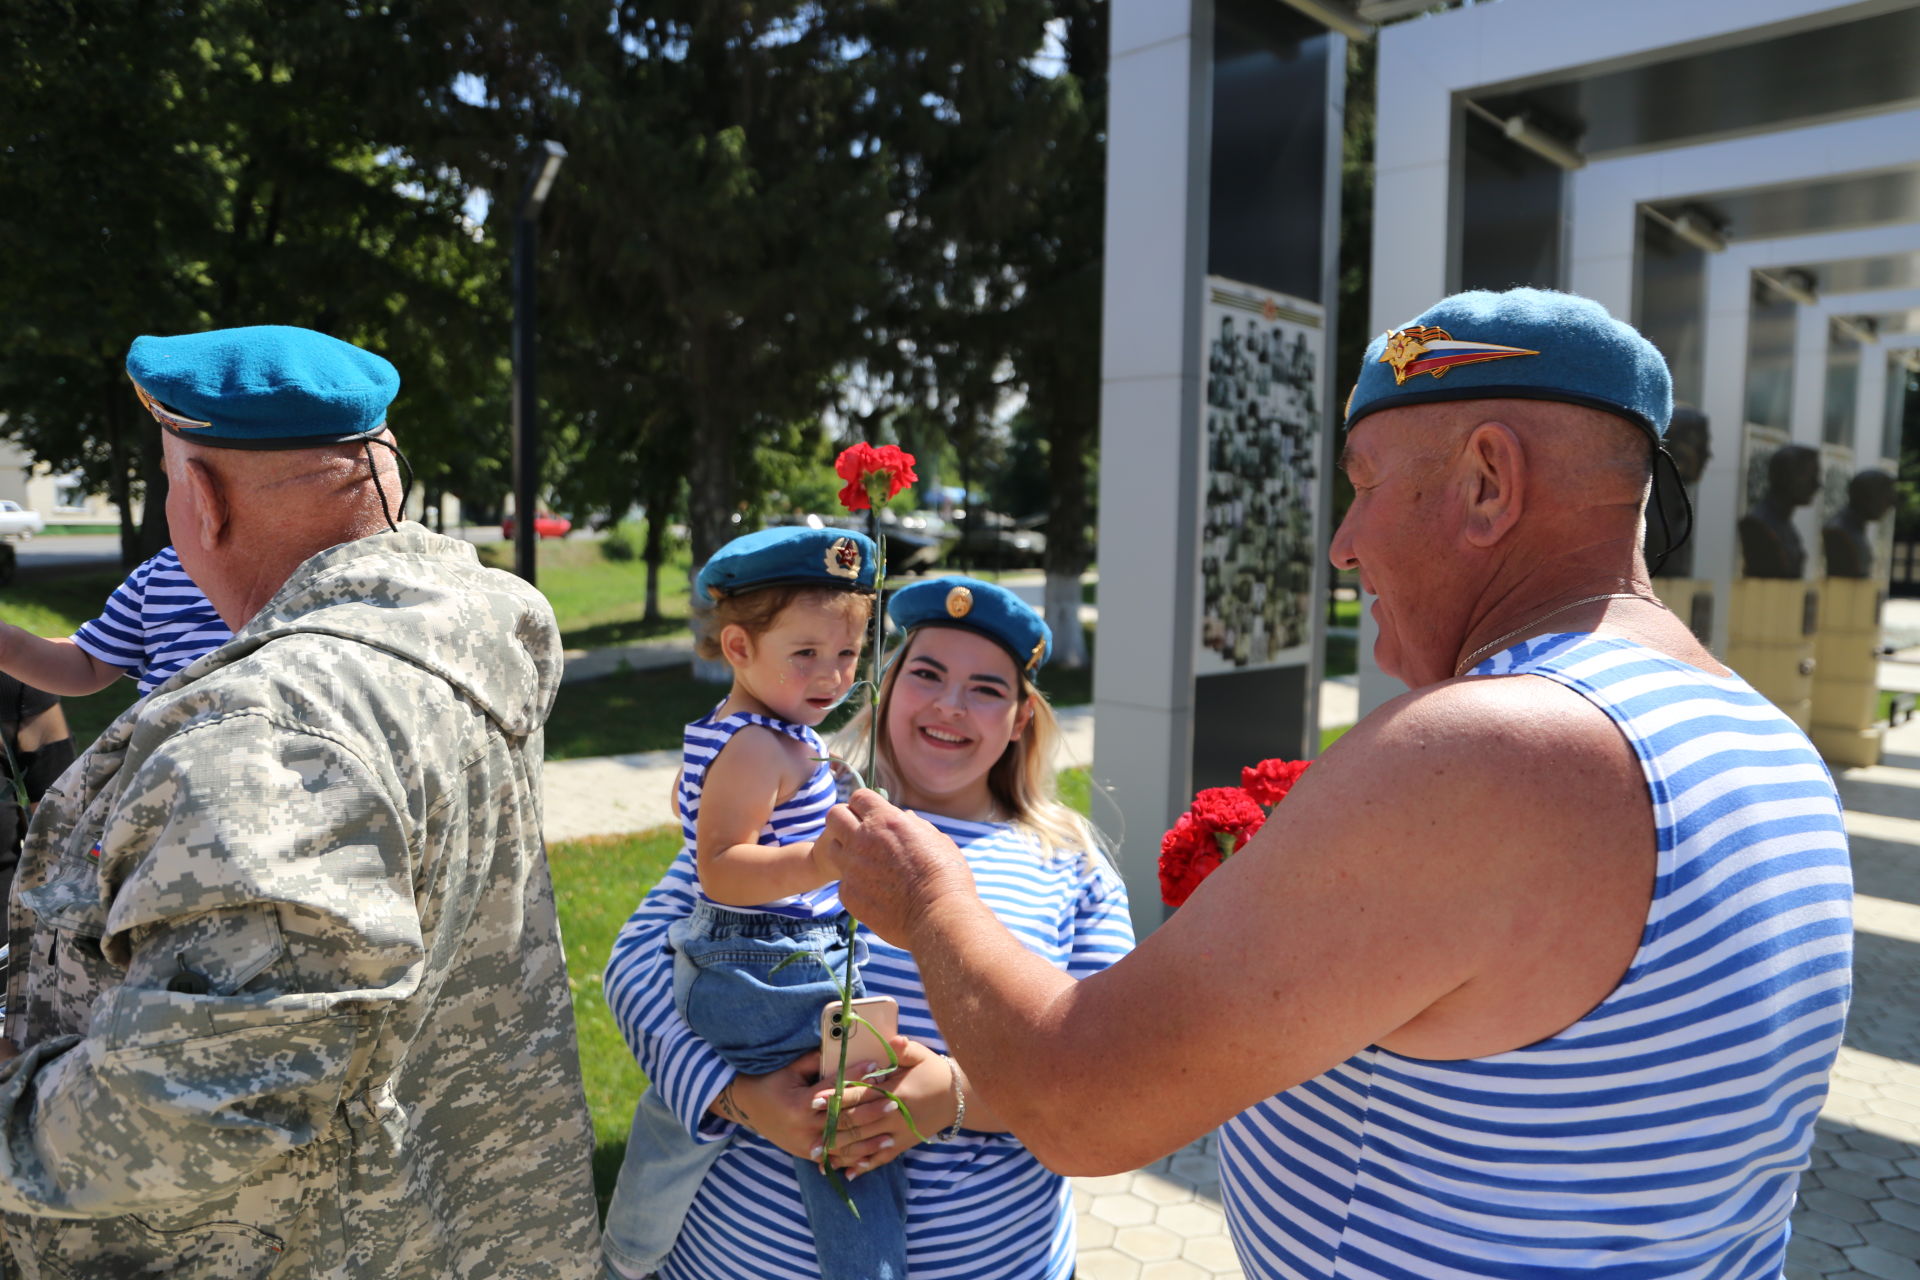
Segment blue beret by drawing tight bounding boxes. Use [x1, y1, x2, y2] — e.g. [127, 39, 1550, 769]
[1345, 289, 1673, 439]
[126, 325, 400, 449]
[696, 526, 878, 603]
[888, 576, 1052, 677]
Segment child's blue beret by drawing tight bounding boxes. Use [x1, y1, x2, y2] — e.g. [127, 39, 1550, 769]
[888, 576, 1052, 677]
[1345, 288, 1673, 440]
[696, 526, 879, 603]
[126, 325, 400, 449]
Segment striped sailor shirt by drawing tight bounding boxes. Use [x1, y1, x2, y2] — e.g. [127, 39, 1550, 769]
[71, 547, 230, 696]
[1219, 633, 1852, 1280]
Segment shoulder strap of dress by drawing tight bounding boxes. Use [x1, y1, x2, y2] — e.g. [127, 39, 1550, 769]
[710, 710, 822, 752]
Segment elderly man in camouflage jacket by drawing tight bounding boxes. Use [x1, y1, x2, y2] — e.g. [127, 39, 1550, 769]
[0, 327, 600, 1277]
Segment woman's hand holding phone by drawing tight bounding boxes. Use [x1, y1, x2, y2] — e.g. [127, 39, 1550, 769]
[816, 1036, 957, 1175]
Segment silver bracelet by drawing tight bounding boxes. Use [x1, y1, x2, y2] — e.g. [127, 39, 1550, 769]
[938, 1056, 967, 1141]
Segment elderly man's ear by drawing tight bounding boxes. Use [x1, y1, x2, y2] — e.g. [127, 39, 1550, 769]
[179, 456, 232, 551]
[1461, 421, 1525, 548]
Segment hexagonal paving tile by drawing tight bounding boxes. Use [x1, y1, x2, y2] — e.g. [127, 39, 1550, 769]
[1091, 1192, 1159, 1229]
[1157, 1201, 1228, 1237]
[1076, 1246, 1142, 1280]
[1179, 1233, 1243, 1275]
[1139, 1261, 1211, 1280]
[1078, 1212, 1117, 1250]
[1114, 1225, 1183, 1263]
[1132, 1173, 1196, 1207]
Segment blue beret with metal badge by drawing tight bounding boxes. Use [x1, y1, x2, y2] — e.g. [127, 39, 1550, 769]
[888, 575, 1052, 677]
[126, 325, 401, 450]
[696, 526, 879, 603]
[1344, 288, 1674, 440]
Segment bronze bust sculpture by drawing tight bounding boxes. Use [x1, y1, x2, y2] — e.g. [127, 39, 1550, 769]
[1821, 469, 1897, 579]
[1738, 444, 1821, 580]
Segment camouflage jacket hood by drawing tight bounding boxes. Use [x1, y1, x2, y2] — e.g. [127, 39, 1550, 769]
[200, 524, 563, 738]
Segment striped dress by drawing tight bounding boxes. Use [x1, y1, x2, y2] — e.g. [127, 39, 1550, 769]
[71, 546, 230, 696]
[679, 710, 841, 917]
[604, 816, 1135, 1280]
[1220, 633, 1853, 1279]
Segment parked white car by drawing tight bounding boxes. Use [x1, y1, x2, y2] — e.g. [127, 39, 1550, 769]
[0, 501, 43, 540]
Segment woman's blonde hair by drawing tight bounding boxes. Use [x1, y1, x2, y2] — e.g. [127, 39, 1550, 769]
[832, 627, 1105, 864]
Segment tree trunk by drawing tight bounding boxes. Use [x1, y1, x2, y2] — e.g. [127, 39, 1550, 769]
[685, 338, 736, 684]
[643, 507, 665, 624]
[103, 367, 139, 569]
[135, 428, 170, 561]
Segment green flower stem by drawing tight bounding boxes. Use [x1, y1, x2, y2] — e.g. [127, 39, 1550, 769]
[819, 489, 893, 1213]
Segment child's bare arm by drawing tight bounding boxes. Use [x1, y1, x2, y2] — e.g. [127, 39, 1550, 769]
[0, 626, 125, 696]
[696, 728, 833, 907]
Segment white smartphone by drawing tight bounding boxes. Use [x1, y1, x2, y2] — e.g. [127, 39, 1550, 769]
[819, 996, 900, 1076]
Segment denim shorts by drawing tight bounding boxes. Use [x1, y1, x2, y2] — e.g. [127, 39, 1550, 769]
[667, 901, 868, 1078]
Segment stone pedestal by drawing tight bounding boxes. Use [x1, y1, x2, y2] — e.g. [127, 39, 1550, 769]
[1811, 577, 1884, 769]
[1651, 578, 1714, 647]
[1727, 579, 1818, 731]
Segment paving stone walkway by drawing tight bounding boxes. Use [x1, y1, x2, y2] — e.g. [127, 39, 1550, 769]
[1789, 708, 1920, 1280]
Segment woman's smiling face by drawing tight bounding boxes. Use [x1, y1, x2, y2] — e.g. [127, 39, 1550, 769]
[884, 626, 1033, 819]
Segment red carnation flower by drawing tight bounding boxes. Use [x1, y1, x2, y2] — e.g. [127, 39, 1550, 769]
[1157, 787, 1266, 907]
[1158, 814, 1222, 907]
[1241, 758, 1311, 808]
[1189, 787, 1267, 846]
[835, 442, 919, 513]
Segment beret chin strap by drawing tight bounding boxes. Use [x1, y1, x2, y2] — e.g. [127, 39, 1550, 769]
[1647, 442, 1694, 577]
[363, 437, 415, 534]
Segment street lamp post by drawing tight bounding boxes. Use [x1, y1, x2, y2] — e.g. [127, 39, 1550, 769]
[512, 139, 567, 586]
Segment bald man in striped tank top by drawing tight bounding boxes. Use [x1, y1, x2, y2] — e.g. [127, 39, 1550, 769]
[820, 289, 1851, 1280]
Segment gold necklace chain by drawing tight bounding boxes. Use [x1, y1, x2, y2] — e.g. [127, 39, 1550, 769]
[1452, 591, 1656, 678]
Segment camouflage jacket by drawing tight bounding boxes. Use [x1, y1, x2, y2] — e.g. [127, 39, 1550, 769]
[0, 527, 599, 1278]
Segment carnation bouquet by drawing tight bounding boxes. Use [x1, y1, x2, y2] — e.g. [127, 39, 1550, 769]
[1159, 757, 1311, 906]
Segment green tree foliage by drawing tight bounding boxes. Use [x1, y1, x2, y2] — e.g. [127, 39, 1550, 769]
[529, 0, 894, 572]
[0, 1, 506, 564]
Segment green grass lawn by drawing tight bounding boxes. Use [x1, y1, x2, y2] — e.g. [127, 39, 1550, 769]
[548, 827, 681, 1213]
[476, 538, 695, 650]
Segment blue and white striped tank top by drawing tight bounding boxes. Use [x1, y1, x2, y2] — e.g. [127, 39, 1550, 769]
[1220, 633, 1852, 1280]
[679, 709, 840, 919]
[70, 546, 230, 696]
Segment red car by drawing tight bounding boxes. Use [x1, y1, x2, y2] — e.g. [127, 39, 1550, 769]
[501, 513, 572, 540]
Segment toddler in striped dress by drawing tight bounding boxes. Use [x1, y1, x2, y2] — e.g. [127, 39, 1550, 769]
[0, 546, 229, 699]
[602, 526, 908, 1280]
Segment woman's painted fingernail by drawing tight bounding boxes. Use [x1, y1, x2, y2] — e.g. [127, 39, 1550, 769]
[810, 1145, 823, 1160]
[878, 1137, 895, 1150]
[811, 1096, 827, 1110]
[857, 1160, 872, 1172]
[883, 1100, 899, 1113]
